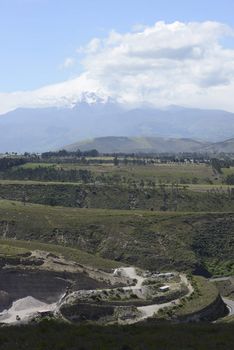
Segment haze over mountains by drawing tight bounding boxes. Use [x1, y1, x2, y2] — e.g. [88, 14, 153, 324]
[0, 94, 234, 153]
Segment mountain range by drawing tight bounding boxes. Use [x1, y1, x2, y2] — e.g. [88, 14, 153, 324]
[0, 94, 234, 153]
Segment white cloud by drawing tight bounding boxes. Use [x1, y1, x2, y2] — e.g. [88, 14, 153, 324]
[77, 38, 102, 54]
[0, 73, 106, 114]
[59, 57, 76, 69]
[131, 24, 147, 32]
[1, 20, 234, 114]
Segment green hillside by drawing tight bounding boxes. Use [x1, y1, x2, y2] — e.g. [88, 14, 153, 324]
[0, 180, 234, 212]
[64, 136, 208, 153]
[0, 200, 233, 276]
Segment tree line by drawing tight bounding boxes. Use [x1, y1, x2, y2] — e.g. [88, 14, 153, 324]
[0, 167, 93, 183]
[0, 157, 26, 171]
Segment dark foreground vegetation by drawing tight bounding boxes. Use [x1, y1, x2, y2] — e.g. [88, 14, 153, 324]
[0, 320, 233, 350]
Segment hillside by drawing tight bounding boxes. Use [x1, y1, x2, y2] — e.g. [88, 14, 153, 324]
[64, 136, 234, 154]
[203, 138, 234, 153]
[0, 200, 233, 276]
[0, 180, 234, 212]
[1, 101, 234, 152]
[64, 136, 209, 153]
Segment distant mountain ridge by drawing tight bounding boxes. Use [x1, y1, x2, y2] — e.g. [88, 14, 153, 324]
[202, 138, 234, 153]
[0, 97, 234, 152]
[64, 136, 211, 154]
[64, 136, 234, 154]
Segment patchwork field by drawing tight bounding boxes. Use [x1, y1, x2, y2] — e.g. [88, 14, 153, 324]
[13, 162, 217, 184]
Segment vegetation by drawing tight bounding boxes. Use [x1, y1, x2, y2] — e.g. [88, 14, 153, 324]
[0, 166, 92, 183]
[225, 174, 234, 185]
[0, 238, 122, 269]
[1, 156, 234, 214]
[0, 152, 233, 344]
[0, 321, 233, 350]
[1, 180, 234, 211]
[0, 161, 213, 184]
[3, 154, 234, 187]
[173, 276, 219, 317]
[0, 242, 29, 257]
[41, 149, 100, 158]
[211, 277, 234, 300]
[0, 200, 233, 275]
[0, 157, 26, 171]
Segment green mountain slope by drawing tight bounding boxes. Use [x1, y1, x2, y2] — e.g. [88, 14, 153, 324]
[203, 138, 234, 153]
[64, 136, 209, 153]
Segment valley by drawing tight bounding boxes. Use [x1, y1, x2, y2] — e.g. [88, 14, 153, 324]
[2, 2, 234, 348]
[0, 151, 233, 349]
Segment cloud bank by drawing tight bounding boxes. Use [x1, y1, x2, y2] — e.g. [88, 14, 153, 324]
[1, 21, 234, 114]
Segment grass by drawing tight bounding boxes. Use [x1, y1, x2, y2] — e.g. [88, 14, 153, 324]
[0, 242, 29, 257]
[1, 180, 234, 212]
[204, 259, 234, 277]
[0, 179, 233, 190]
[174, 276, 219, 317]
[14, 162, 216, 184]
[0, 199, 233, 275]
[4, 160, 234, 213]
[91, 162, 215, 184]
[187, 184, 234, 192]
[222, 167, 234, 176]
[0, 179, 83, 185]
[211, 278, 234, 299]
[0, 238, 123, 269]
[18, 162, 56, 169]
[0, 159, 233, 347]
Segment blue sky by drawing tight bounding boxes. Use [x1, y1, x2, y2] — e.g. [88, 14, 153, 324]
[1, 0, 234, 114]
[1, 0, 234, 92]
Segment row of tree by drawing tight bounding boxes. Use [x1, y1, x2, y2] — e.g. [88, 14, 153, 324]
[41, 149, 99, 158]
[0, 167, 93, 183]
[0, 158, 26, 171]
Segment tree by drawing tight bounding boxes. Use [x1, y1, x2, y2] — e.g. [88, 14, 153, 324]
[114, 156, 119, 166]
[211, 158, 222, 174]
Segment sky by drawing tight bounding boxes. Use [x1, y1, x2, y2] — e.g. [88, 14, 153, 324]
[1, 0, 234, 113]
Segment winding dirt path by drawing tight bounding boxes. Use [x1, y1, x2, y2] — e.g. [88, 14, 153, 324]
[120, 267, 193, 323]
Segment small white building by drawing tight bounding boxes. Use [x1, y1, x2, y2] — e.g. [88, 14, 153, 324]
[158, 272, 174, 278]
[159, 285, 170, 292]
[113, 268, 122, 277]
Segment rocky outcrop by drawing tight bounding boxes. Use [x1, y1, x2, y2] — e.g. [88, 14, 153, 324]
[60, 303, 115, 323]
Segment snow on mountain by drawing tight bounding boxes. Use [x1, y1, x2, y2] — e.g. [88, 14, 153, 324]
[0, 96, 234, 153]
